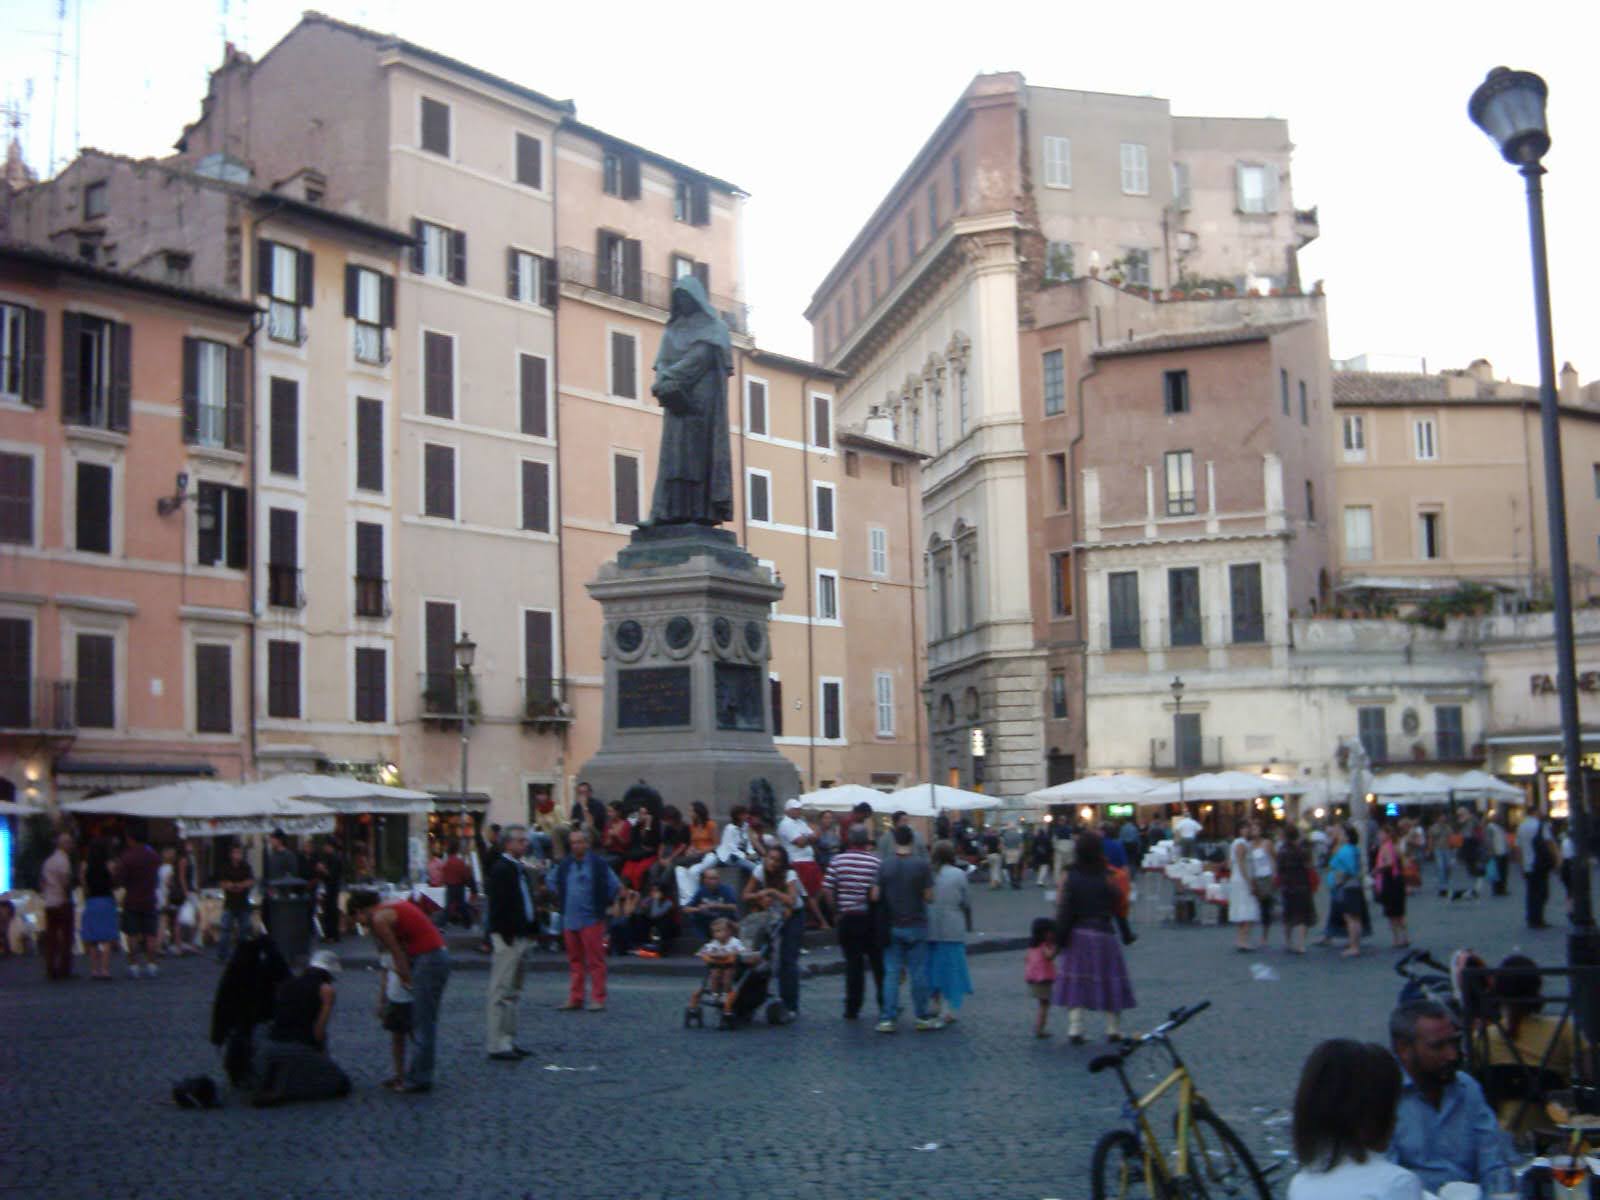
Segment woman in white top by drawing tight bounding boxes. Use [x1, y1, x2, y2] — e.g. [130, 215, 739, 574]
[1227, 819, 1262, 951]
[1288, 1039, 1423, 1200]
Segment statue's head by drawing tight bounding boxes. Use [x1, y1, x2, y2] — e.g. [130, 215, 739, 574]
[669, 273, 717, 322]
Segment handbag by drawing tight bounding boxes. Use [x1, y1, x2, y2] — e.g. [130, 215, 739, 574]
[178, 897, 198, 927]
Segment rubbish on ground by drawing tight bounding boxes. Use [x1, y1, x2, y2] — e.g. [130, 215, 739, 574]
[1250, 963, 1279, 982]
[911, 1142, 939, 1152]
[542, 1064, 598, 1073]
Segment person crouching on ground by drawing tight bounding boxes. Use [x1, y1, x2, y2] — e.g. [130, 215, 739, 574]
[252, 950, 352, 1107]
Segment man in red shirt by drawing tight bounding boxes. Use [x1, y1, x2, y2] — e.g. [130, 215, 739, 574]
[116, 827, 162, 978]
[440, 841, 473, 926]
[349, 891, 450, 1094]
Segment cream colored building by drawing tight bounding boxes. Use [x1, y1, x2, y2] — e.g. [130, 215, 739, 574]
[1333, 359, 1600, 601]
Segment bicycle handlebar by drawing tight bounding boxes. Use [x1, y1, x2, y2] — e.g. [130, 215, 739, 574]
[1394, 948, 1450, 977]
[1087, 1000, 1211, 1074]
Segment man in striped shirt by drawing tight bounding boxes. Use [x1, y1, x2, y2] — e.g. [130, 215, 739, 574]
[823, 825, 883, 1021]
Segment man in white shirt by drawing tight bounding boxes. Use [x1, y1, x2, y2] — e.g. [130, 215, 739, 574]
[1518, 811, 1554, 928]
[1172, 812, 1202, 857]
[1486, 817, 1509, 896]
[778, 798, 826, 926]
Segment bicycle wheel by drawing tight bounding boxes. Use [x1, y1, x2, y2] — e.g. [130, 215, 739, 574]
[1091, 1129, 1164, 1200]
[1183, 1105, 1272, 1200]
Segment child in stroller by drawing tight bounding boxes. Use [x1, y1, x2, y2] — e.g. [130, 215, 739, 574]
[684, 908, 785, 1029]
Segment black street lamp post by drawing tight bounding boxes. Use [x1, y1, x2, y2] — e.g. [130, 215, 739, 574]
[1468, 69, 1597, 966]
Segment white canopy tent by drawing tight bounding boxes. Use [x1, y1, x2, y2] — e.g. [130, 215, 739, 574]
[1022, 774, 1159, 808]
[63, 779, 336, 837]
[242, 772, 434, 815]
[796, 783, 896, 814]
[1368, 772, 1451, 805]
[889, 783, 1004, 814]
[1446, 770, 1524, 803]
[1144, 771, 1307, 804]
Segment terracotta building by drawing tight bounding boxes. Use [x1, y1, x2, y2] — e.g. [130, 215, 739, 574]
[0, 241, 256, 808]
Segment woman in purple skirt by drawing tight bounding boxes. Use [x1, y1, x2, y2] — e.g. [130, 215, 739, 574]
[1052, 831, 1136, 1045]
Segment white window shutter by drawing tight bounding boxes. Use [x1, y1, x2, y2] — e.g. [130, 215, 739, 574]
[1234, 162, 1247, 213]
[1264, 165, 1280, 214]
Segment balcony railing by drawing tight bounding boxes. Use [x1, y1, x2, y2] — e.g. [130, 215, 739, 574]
[1360, 730, 1478, 766]
[353, 575, 390, 619]
[557, 246, 751, 334]
[267, 564, 304, 609]
[267, 300, 307, 345]
[520, 676, 574, 727]
[353, 322, 388, 365]
[1149, 736, 1224, 773]
[0, 678, 76, 731]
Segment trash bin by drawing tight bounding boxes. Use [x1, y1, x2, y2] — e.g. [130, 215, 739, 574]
[264, 878, 312, 963]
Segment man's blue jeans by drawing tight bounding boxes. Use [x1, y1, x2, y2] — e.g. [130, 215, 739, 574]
[216, 907, 254, 962]
[406, 948, 451, 1087]
[880, 925, 931, 1022]
[1435, 849, 1453, 893]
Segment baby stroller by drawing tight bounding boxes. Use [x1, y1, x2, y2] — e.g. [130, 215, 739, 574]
[684, 908, 785, 1030]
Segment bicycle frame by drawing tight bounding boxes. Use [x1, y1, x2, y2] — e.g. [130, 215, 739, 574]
[1110, 1036, 1201, 1189]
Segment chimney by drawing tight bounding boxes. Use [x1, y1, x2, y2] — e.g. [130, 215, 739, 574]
[1560, 362, 1580, 407]
[1466, 358, 1494, 383]
[863, 408, 895, 442]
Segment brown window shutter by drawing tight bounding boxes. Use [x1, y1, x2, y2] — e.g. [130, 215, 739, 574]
[409, 220, 425, 273]
[621, 153, 641, 200]
[23, 306, 44, 407]
[109, 322, 132, 432]
[270, 377, 299, 476]
[269, 507, 298, 569]
[595, 230, 610, 291]
[524, 610, 553, 694]
[691, 180, 710, 226]
[356, 397, 383, 491]
[181, 337, 200, 444]
[622, 238, 642, 301]
[355, 521, 383, 579]
[379, 274, 396, 328]
[506, 247, 520, 299]
[522, 460, 550, 532]
[516, 133, 542, 189]
[420, 97, 450, 156]
[614, 453, 639, 525]
[296, 249, 314, 308]
[196, 483, 222, 564]
[59, 311, 81, 423]
[539, 255, 557, 308]
[692, 261, 710, 294]
[344, 265, 359, 317]
[448, 229, 467, 285]
[520, 353, 548, 437]
[224, 486, 249, 569]
[611, 332, 636, 399]
[257, 238, 274, 295]
[424, 444, 455, 518]
[225, 344, 245, 450]
[423, 332, 453, 418]
[425, 600, 456, 676]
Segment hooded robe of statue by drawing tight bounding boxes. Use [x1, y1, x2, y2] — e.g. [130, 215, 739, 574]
[648, 275, 734, 525]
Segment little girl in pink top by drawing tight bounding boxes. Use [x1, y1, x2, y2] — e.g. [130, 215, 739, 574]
[1025, 917, 1059, 1038]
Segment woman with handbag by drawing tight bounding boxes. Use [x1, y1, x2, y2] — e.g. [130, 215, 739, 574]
[169, 841, 200, 956]
[1227, 820, 1262, 952]
[1251, 825, 1279, 939]
[1276, 824, 1317, 954]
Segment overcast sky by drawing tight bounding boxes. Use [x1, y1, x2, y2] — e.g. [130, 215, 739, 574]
[3, 0, 1595, 383]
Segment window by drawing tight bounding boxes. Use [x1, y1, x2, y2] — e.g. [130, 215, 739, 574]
[868, 258, 879, 303]
[1120, 143, 1149, 195]
[869, 526, 888, 576]
[1122, 248, 1151, 287]
[423, 601, 458, 715]
[84, 180, 108, 218]
[75, 462, 112, 555]
[61, 312, 129, 431]
[1048, 452, 1069, 510]
[196, 482, 247, 569]
[674, 177, 710, 226]
[673, 179, 688, 221]
[514, 132, 542, 188]
[957, 364, 970, 435]
[258, 241, 311, 344]
[1108, 571, 1140, 649]
[927, 181, 939, 230]
[75, 632, 114, 728]
[930, 381, 944, 453]
[1049, 671, 1069, 719]
[411, 219, 466, 285]
[811, 393, 832, 450]
[181, 338, 239, 449]
[844, 450, 859, 477]
[1042, 349, 1065, 416]
[267, 639, 300, 718]
[423, 444, 456, 519]
[419, 97, 450, 155]
[907, 208, 917, 256]
[1281, 369, 1290, 415]
[1229, 562, 1264, 644]
[610, 331, 638, 399]
[816, 570, 839, 621]
[1436, 705, 1464, 759]
[1235, 163, 1278, 214]
[932, 553, 950, 638]
[613, 452, 640, 526]
[0, 302, 44, 405]
[1164, 450, 1196, 516]
[671, 254, 711, 294]
[1044, 241, 1075, 283]
[595, 231, 642, 299]
[886, 233, 898, 282]
[267, 508, 300, 609]
[354, 522, 385, 617]
[1343, 415, 1367, 462]
[1358, 706, 1388, 764]
[520, 460, 551, 533]
[951, 153, 962, 209]
[356, 398, 384, 492]
[0, 452, 34, 544]
[0, 618, 31, 727]
[835, 299, 846, 340]
[850, 279, 861, 327]
[820, 679, 843, 741]
[746, 379, 768, 436]
[344, 265, 394, 365]
[1413, 417, 1438, 461]
[507, 249, 553, 307]
[813, 482, 836, 534]
[1168, 567, 1201, 646]
[1299, 380, 1308, 426]
[1049, 550, 1073, 617]
[769, 674, 783, 736]
[524, 609, 556, 713]
[1593, 463, 1600, 499]
[1164, 370, 1189, 415]
[1174, 712, 1202, 771]
[1344, 506, 1374, 562]
[421, 331, 455, 419]
[1303, 480, 1317, 524]
[874, 671, 895, 737]
[269, 377, 298, 476]
[1043, 136, 1072, 188]
[1418, 509, 1443, 560]
[194, 644, 232, 733]
[746, 469, 771, 524]
[960, 546, 978, 628]
[602, 148, 641, 199]
[519, 353, 549, 437]
[354, 647, 387, 723]
[1171, 161, 1192, 210]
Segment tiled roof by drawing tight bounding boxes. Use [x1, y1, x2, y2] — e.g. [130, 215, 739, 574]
[0, 239, 258, 314]
[1092, 320, 1307, 359]
[1331, 371, 1535, 406]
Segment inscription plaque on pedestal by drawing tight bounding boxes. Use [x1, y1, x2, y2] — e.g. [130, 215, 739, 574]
[714, 662, 764, 731]
[617, 666, 692, 729]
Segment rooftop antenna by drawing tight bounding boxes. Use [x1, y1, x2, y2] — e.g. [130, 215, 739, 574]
[71, 0, 81, 159]
[46, 0, 64, 176]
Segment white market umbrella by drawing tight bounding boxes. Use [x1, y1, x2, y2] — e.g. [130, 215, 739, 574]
[243, 772, 434, 815]
[1368, 772, 1450, 805]
[796, 783, 895, 813]
[1023, 774, 1159, 808]
[1145, 771, 1306, 803]
[0, 799, 46, 817]
[889, 783, 1003, 815]
[1447, 770, 1524, 803]
[64, 779, 336, 836]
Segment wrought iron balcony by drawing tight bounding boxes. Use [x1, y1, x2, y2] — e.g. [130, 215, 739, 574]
[353, 575, 389, 619]
[0, 678, 76, 732]
[267, 564, 304, 610]
[1149, 736, 1224, 773]
[557, 247, 750, 334]
[521, 676, 574, 728]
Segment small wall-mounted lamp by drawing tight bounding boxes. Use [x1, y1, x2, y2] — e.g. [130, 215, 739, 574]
[156, 471, 193, 517]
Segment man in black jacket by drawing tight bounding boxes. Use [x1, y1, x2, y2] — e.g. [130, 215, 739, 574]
[485, 826, 536, 1060]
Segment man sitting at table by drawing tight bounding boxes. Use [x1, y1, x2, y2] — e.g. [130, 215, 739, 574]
[1387, 1000, 1511, 1193]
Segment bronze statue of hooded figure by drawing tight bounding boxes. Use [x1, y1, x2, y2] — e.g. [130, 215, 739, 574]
[648, 275, 734, 526]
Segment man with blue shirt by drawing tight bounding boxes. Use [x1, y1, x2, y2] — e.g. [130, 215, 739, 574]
[550, 829, 621, 1012]
[1387, 1001, 1510, 1192]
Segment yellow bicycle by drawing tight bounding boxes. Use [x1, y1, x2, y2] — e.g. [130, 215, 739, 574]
[1089, 1001, 1273, 1199]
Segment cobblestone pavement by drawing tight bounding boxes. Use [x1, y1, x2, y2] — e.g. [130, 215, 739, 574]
[1, 877, 1577, 1200]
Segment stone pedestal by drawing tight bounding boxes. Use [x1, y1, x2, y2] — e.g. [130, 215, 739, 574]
[577, 525, 800, 822]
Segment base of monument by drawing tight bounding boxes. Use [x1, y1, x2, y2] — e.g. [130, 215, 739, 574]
[616, 522, 755, 572]
[580, 746, 801, 828]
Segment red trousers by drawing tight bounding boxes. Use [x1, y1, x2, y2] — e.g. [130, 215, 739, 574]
[563, 922, 607, 1005]
[43, 904, 74, 979]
